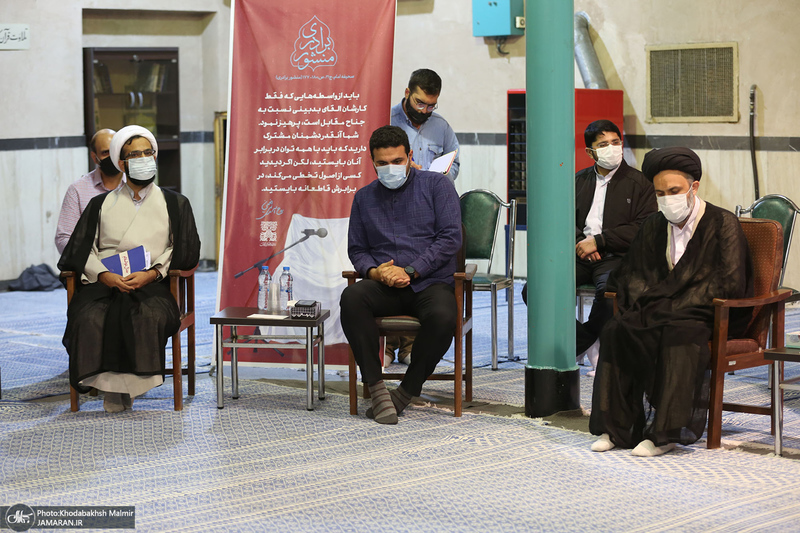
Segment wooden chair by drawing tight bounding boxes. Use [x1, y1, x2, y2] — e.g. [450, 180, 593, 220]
[342, 228, 476, 417]
[62, 267, 197, 411]
[606, 218, 791, 448]
[707, 218, 792, 448]
[736, 194, 800, 303]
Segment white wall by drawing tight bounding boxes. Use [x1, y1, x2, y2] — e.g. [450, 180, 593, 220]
[0, 148, 87, 276]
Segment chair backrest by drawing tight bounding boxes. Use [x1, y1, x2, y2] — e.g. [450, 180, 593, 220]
[459, 189, 517, 276]
[739, 218, 784, 344]
[736, 194, 799, 286]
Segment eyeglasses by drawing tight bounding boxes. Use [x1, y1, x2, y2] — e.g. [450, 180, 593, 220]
[123, 149, 155, 160]
[409, 95, 438, 113]
[591, 139, 623, 150]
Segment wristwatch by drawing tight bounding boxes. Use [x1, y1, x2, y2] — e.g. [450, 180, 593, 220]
[404, 265, 416, 278]
[152, 269, 163, 282]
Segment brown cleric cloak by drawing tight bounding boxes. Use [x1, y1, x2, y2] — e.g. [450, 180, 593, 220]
[58, 188, 200, 393]
[589, 202, 753, 448]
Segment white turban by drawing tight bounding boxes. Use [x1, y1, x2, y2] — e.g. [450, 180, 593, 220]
[109, 125, 159, 172]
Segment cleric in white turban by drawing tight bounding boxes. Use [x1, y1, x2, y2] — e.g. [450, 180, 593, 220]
[59, 125, 200, 412]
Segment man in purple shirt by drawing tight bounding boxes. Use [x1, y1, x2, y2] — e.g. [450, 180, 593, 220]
[55, 129, 125, 254]
[340, 125, 461, 424]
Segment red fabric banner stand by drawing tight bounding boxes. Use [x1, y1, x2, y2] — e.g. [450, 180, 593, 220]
[220, 0, 397, 366]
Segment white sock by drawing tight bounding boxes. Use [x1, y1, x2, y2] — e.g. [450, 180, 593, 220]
[591, 433, 616, 452]
[631, 439, 676, 457]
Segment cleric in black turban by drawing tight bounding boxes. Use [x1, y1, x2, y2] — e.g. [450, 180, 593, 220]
[641, 146, 702, 182]
[589, 144, 754, 457]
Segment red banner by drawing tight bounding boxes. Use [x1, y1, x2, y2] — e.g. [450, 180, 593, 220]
[219, 0, 396, 365]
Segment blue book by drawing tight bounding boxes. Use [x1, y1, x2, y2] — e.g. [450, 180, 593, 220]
[101, 245, 148, 276]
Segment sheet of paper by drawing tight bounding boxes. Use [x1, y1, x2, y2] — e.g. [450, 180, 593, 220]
[247, 313, 288, 319]
[428, 149, 457, 174]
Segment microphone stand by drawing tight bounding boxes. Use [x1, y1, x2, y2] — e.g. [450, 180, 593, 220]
[234, 234, 311, 279]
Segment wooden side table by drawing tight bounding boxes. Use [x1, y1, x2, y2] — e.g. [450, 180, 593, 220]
[210, 307, 330, 410]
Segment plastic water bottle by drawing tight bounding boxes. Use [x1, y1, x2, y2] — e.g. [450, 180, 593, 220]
[279, 266, 293, 310]
[257, 266, 271, 310]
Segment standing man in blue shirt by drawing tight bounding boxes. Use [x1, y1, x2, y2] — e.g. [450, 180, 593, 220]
[340, 126, 462, 424]
[390, 68, 460, 182]
[387, 68, 460, 365]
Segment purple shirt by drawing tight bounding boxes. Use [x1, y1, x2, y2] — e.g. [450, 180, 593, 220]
[55, 168, 125, 254]
[348, 167, 462, 291]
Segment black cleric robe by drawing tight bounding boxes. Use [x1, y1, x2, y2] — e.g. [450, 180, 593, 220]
[58, 187, 200, 393]
[589, 201, 753, 448]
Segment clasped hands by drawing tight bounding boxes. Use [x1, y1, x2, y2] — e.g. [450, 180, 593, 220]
[576, 236, 601, 262]
[369, 259, 411, 288]
[99, 269, 159, 293]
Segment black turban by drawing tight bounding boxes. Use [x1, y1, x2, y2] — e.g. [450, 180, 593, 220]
[641, 147, 702, 182]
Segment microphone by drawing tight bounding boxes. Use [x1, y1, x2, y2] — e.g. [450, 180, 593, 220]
[233, 228, 327, 278]
[302, 228, 328, 238]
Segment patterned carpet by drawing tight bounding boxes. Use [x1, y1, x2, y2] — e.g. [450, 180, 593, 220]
[3, 274, 800, 531]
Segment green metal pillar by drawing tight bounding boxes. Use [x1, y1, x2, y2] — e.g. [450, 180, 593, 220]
[524, 0, 579, 417]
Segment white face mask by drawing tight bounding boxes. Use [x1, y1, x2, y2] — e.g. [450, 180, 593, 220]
[594, 144, 623, 170]
[126, 156, 157, 185]
[375, 163, 409, 189]
[657, 190, 694, 224]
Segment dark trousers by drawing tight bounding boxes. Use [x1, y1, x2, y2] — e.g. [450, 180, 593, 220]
[340, 280, 457, 397]
[576, 255, 622, 355]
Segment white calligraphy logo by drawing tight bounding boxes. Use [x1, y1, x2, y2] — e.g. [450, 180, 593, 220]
[5, 504, 36, 532]
[260, 220, 278, 248]
[290, 16, 337, 71]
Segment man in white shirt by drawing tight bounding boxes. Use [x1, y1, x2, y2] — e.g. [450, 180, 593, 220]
[523, 120, 656, 372]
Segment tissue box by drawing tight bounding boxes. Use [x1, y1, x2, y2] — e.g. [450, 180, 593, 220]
[290, 300, 321, 319]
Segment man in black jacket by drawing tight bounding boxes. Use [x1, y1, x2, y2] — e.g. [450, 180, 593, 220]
[522, 120, 656, 369]
[573, 120, 656, 364]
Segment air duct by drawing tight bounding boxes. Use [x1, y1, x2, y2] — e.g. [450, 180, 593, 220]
[574, 12, 608, 89]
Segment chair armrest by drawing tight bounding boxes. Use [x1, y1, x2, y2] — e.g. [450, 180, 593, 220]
[604, 291, 618, 315]
[168, 265, 198, 278]
[60, 271, 76, 305]
[342, 270, 360, 280]
[454, 264, 477, 282]
[713, 289, 793, 308]
[342, 270, 361, 287]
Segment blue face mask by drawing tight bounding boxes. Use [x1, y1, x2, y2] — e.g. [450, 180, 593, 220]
[375, 163, 409, 189]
